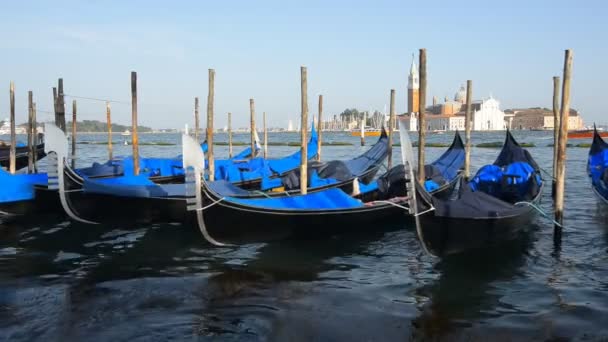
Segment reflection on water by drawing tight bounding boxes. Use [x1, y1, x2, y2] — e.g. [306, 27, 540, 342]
[2, 130, 608, 340]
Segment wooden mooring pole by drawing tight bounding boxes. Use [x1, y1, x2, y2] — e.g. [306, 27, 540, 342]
[228, 112, 233, 158]
[250, 99, 256, 159]
[300, 66, 309, 195]
[106, 101, 113, 161]
[388, 89, 396, 169]
[317, 94, 323, 162]
[552, 76, 561, 197]
[194, 97, 200, 142]
[9, 82, 16, 174]
[207, 69, 215, 181]
[464, 80, 473, 180]
[360, 113, 365, 146]
[554, 49, 573, 242]
[263, 112, 268, 159]
[418, 48, 427, 183]
[130, 71, 140, 175]
[57, 78, 66, 132]
[27, 91, 34, 173]
[71, 100, 77, 169]
[32, 102, 38, 172]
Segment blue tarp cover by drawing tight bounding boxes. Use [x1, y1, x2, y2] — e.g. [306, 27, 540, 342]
[227, 188, 363, 210]
[0, 168, 47, 203]
[215, 124, 318, 183]
[82, 174, 186, 198]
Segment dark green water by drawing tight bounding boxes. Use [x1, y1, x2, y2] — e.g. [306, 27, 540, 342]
[1, 130, 607, 341]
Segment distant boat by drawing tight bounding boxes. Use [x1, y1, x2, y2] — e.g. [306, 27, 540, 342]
[350, 128, 383, 137]
[568, 129, 608, 139]
[121, 130, 131, 136]
[0, 120, 11, 135]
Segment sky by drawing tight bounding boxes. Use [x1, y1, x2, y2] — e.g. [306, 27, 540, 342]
[0, 0, 606, 129]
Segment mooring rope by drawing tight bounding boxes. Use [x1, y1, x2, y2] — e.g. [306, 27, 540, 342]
[252, 190, 274, 198]
[539, 167, 556, 181]
[414, 206, 436, 217]
[367, 200, 410, 211]
[196, 197, 226, 211]
[514, 201, 564, 228]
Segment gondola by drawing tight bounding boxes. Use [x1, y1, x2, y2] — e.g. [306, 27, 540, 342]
[44, 124, 389, 224]
[0, 142, 46, 171]
[181, 129, 465, 246]
[587, 126, 608, 203]
[407, 127, 543, 257]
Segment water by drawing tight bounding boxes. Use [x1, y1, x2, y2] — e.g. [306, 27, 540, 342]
[2, 130, 608, 341]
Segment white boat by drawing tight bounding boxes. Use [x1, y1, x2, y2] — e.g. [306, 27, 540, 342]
[0, 119, 11, 135]
[121, 129, 131, 136]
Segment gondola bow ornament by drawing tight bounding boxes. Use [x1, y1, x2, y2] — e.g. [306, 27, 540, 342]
[182, 132, 230, 246]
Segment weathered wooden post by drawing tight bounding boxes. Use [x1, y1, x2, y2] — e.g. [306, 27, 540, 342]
[464, 80, 473, 180]
[360, 113, 365, 146]
[300, 66, 309, 194]
[552, 76, 561, 197]
[207, 69, 215, 181]
[554, 49, 573, 241]
[250, 99, 256, 159]
[317, 94, 323, 161]
[130, 71, 140, 175]
[388, 89, 396, 169]
[57, 78, 66, 132]
[194, 97, 200, 141]
[71, 100, 77, 168]
[9, 82, 16, 174]
[418, 48, 427, 183]
[228, 112, 233, 158]
[52, 87, 58, 130]
[32, 102, 38, 171]
[263, 112, 268, 158]
[106, 101, 113, 161]
[27, 91, 34, 173]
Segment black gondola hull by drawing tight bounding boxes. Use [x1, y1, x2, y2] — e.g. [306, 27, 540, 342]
[0, 186, 62, 221]
[60, 164, 188, 224]
[418, 207, 538, 256]
[0, 144, 46, 171]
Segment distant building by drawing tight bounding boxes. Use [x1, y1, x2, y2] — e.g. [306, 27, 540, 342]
[472, 97, 505, 130]
[509, 108, 584, 130]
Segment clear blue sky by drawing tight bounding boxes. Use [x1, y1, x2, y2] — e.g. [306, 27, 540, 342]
[0, 0, 605, 129]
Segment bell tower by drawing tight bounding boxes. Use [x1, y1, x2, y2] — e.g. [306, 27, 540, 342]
[408, 54, 419, 113]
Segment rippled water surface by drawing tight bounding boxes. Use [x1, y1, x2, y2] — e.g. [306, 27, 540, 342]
[1, 130, 608, 341]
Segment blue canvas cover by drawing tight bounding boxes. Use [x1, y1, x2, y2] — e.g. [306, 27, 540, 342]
[430, 134, 465, 181]
[587, 129, 608, 201]
[469, 164, 503, 195]
[214, 124, 319, 183]
[267, 124, 318, 175]
[0, 168, 48, 203]
[82, 174, 186, 198]
[227, 187, 363, 210]
[77, 157, 183, 178]
[207, 180, 252, 197]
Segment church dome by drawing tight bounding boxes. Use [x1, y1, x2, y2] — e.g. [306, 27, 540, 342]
[454, 84, 467, 103]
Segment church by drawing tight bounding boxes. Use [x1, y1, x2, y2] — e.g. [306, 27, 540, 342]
[401, 56, 507, 131]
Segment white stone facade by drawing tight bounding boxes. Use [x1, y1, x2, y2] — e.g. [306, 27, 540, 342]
[473, 97, 506, 131]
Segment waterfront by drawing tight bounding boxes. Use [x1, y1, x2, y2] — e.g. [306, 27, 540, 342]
[0, 130, 607, 340]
